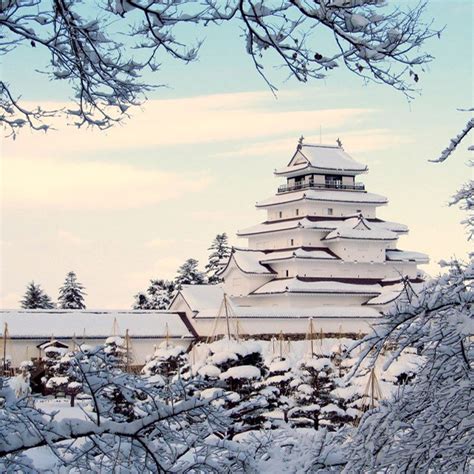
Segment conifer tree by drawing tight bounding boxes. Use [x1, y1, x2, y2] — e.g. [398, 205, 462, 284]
[206, 233, 231, 284]
[175, 258, 205, 289]
[58, 271, 86, 309]
[20, 281, 55, 309]
[132, 280, 175, 310]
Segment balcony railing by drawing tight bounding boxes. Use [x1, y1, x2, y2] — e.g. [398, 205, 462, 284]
[278, 181, 365, 193]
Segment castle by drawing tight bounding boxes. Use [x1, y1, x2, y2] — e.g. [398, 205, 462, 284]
[171, 139, 428, 336]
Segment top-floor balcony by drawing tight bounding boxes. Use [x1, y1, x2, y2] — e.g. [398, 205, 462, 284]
[278, 180, 365, 194]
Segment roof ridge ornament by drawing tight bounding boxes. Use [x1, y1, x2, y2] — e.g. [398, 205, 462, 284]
[336, 137, 343, 149]
[297, 135, 304, 150]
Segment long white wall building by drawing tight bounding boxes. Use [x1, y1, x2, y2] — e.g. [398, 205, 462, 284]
[171, 139, 429, 337]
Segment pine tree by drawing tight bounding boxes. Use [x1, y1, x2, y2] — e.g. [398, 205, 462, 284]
[132, 291, 149, 310]
[132, 280, 175, 310]
[58, 271, 86, 309]
[147, 279, 175, 309]
[175, 258, 205, 289]
[20, 281, 55, 309]
[206, 233, 231, 284]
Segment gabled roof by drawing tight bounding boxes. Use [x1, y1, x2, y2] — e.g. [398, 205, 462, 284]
[176, 284, 225, 319]
[0, 310, 195, 339]
[323, 215, 398, 242]
[256, 189, 388, 208]
[275, 143, 368, 176]
[219, 248, 276, 276]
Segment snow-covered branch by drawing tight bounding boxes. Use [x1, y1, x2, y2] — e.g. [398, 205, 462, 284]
[1, 0, 440, 137]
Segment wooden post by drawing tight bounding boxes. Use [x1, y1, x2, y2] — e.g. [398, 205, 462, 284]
[309, 318, 314, 357]
[125, 329, 130, 373]
[2, 323, 8, 375]
[165, 323, 170, 349]
[223, 294, 231, 340]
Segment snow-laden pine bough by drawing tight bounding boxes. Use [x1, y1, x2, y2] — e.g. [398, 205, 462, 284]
[0, 345, 255, 473]
[342, 257, 473, 473]
[2, 0, 440, 137]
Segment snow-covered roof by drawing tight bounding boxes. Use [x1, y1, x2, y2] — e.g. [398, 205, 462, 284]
[386, 249, 429, 263]
[275, 143, 368, 176]
[232, 306, 381, 319]
[219, 248, 275, 276]
[0, 310, 194, 339]
[179, 284, 224, 317]
[365, 279, 426, 307]
[259, 247, 339, 263]
[256, 189, 388, 208]
[250, 277, 382, 296]
[323, 216, 398, 242]
[238, 215, 405, 237]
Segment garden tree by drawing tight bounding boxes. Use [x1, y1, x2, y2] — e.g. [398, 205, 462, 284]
[20, 281, 55, 309]
[206, 233, 231, 284]
[196, 338, 270, 436]
[58, 271, 86, 309]
[133, 279, 175, 310]
[1, 0, 439, 137]
[42, 349, 81, 406]
[257, 356, 296, 425]
[142, 342, 188, 380]
[0, 345, 254, 472]
[175, 258, 205, 288]
[289, 357, 352, 430]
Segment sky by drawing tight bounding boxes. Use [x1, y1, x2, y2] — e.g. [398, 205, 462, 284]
[1, 1, 472, 309]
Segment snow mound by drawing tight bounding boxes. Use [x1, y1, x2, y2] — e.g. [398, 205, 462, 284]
[220, 365, 261, 380]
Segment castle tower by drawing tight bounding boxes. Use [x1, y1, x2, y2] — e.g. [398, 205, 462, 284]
[217, 139, 429, 334]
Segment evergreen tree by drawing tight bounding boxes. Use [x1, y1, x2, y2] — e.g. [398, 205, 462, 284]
[132, 280, 175, 310]
[58, 271, 86, 309]
[175, 258, 205, 289]
[132, 291, 149, 310]
[206, 233, 231, 284]
[20, 281, 55, 309]
[147, 279, 175, 309]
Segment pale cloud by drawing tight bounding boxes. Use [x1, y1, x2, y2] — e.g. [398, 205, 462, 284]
[57, 230, 92, 246]
[144, 238, 176, 248]
[214, 129, 411, 158]
[1, 157, 212, 210]
[3, 92, 372, 157]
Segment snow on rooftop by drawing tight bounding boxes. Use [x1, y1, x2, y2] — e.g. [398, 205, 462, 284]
[233, 305, 381, 319]
[256, 189, 388, 208]
[386, 249, 429, 263]
[323, 216, 398, 241]
[275, 144, 368, 175]
[260, 248, 338, 263]
[180, 284, 224, 313]
[251, 278, 382, 296]
[0, 310, 193, 339]
[231, 248, 274, 274]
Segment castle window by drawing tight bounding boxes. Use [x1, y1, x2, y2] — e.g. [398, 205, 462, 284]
[285, 270, 289, 277]
[290, 238, 294, 246]
[296, 208, 299, 216]
[279, 211, 282, 218]
[328, 208, 333, 216]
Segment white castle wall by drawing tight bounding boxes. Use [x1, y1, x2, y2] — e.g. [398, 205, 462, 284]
[191, 315, 377, 337]
[269, 260, 419, 280]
